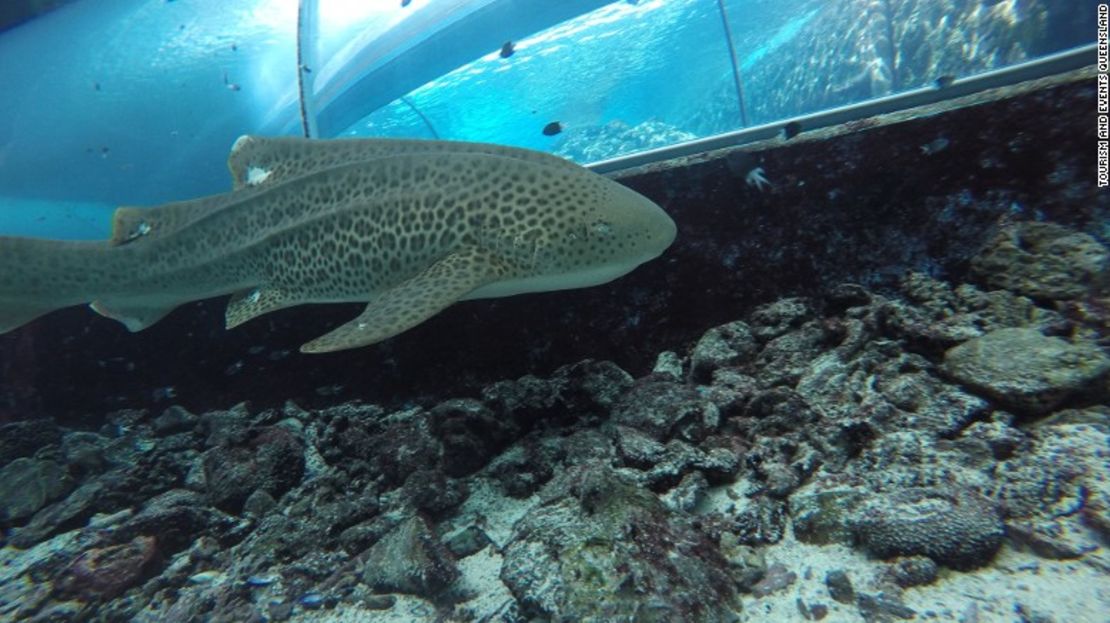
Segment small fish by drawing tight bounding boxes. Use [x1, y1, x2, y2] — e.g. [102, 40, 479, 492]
[500, 41, 515, 58]
[300, 64, 312, 74]
[231, 43, 238, 52]
[919, 137, 949, 155]
[934, 75, 955, 89]
[223, 71, 241, 92]
[299, 593, 325, 609]
[401, 0, 412, 6]
[782, 121, 802, 139]
[189, 571, 223, 584]
[542, 121, 562, 136]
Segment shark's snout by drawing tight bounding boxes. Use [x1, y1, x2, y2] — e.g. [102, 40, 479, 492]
[650, 203, 677, 254]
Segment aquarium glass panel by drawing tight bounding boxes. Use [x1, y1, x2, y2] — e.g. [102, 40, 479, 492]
[340, 0, 1097, 164]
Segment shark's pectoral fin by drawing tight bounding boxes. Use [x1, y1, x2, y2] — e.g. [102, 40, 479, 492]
[226, 287, 296, 329]
[299, 247, 507, 354]
[89, 300, 177, 332]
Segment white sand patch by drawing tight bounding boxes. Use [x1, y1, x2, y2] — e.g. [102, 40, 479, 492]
[737, 522, 1110, 623]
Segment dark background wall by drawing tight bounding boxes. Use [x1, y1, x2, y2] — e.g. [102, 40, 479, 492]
[0, 68, 1100, 424]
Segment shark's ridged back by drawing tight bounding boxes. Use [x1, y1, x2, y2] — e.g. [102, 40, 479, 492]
[116, 150, 604, 297]
[226, 135, 583, 191]
[109, 136, 587, 251]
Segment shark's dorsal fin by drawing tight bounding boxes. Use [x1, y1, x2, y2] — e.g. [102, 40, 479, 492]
[109, 206, 159, 246]
[226, 135, 581, 190]
[108, 193, 249, 247]
[298, 246, 508, 353]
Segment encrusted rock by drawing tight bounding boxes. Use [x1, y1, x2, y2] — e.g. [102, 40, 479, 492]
[856, 592, 916, 621]
[662, 470, 709, 512]
[824, 283, 872, 313]
[362, 516, 459, 596]
[689, 320, 758, 382]
[151, 405, 199, 436]
[749, 297, 815, 341]
[482, 359, 634, 427]
[444, 525, 492, 558]
[825, 569, 854, 604]
[942, 328, 1110, 415]
[202, 425, 305, 513]
[60, 431, 109, 476]
[653, 350, 685, 380]
[501, 465, 739, 622]
[750, 562, 796, 598]
[755, 322, 835, 387]
[970, 222, 1109, 300]
[111, 489, 237, 555]
[430, 398, 512, 478]
[884, 556, 939, 587]
[0, 458, 72, 523]
[612, 379, 720, 442]
[402, 468, 468, 515]
[791, 486, 865, 544]
[490, 438, 561, 498]
[57, 535, 159, 599]
[0, 419, 62, 467]
[848, 487, 1004, 570]
[719, 533, 766, 591]
[8, 479, 106, 548]
[992, 414, 1108, 557]
[730, 496, 787, 545]
[613, 424, 667, 468]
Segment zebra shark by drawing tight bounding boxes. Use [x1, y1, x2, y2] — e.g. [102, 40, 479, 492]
[0, 136, 676, 353]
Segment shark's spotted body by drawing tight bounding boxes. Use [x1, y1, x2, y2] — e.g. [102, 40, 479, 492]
[0, 136, 676, 353]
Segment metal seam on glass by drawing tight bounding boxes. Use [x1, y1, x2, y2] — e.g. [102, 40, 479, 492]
[400, 97, 440, 139]
[716, 0, 748, 128]
[297, 0, 320, 139]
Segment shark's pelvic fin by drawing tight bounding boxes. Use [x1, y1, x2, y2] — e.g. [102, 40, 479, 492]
[299, 247, 507, 354]
[225, 287, 297, 329]
[89, 300, 177, 332]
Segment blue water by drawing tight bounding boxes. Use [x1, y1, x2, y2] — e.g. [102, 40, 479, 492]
[0, 0, 1095, 240]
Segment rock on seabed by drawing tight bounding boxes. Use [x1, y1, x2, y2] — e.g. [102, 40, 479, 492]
[942, 327, 1110, 415]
